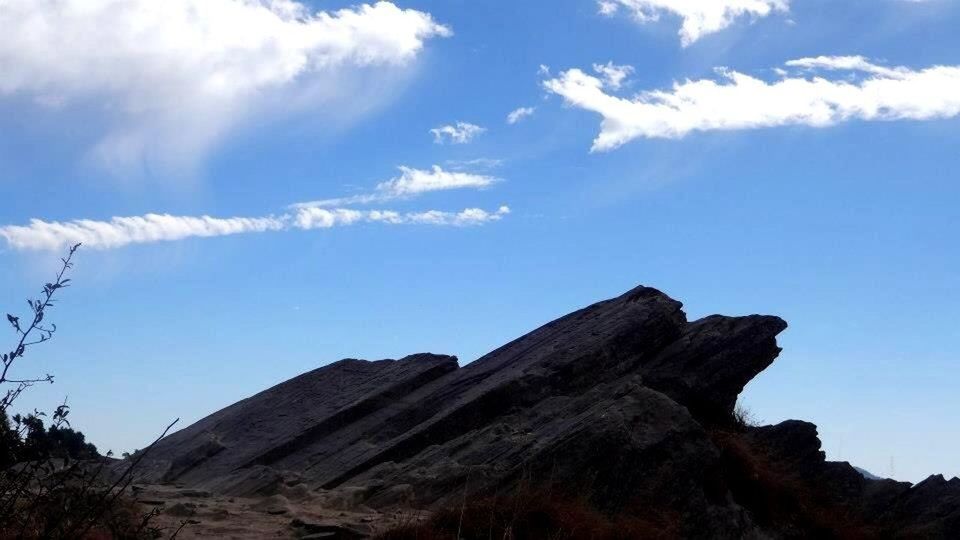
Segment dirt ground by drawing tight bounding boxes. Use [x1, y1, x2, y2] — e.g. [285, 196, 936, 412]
[132, 484, 425, 539]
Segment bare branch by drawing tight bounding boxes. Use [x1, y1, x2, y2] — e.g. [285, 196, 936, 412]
[1, 243, 80, 411]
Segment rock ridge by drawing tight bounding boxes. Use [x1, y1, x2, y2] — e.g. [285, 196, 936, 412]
[139, 285, 959, 538]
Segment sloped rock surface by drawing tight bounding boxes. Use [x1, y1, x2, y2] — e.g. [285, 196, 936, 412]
[146, 353, 458, 488]
[143, 285, 959, 538]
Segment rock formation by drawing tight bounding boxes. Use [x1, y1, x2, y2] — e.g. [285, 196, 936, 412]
[142, 285, 960, 538]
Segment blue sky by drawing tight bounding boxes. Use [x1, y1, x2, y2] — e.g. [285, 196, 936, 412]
[1, 0, 958, 482]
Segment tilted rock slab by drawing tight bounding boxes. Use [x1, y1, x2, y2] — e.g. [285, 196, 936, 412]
[143, 285, 959, 538]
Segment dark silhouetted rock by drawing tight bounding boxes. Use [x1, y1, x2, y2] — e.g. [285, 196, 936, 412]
[140, 285, 959, 539]
[642, 314, 787, 422]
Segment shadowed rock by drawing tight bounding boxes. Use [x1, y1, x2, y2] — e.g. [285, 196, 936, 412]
[643, 314, 787, 422]
[147, 353, 458, 489]
[140, 285, 959, 538]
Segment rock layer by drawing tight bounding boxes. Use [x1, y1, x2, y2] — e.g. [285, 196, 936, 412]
[143, 285, 960, 538]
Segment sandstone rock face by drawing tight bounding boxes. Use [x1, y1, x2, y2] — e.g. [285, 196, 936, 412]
[143, 285, 959, 538]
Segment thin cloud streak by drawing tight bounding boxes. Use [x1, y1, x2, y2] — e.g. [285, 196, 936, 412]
[1, 205, 511, 252]
[0, 163, 511, 253]
[294, 206, 510, 229]
[291, 165, 499, 208]
[0, 214, 286, 251]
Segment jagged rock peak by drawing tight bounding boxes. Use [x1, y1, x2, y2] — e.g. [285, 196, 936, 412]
[144, 285, 785, 491]
[130, 285, 959, 538]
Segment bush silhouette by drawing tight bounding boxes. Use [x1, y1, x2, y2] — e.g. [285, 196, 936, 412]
[1, 245, 180, 539]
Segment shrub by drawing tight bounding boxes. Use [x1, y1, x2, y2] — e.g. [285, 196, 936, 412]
[0, 245, 180, 539]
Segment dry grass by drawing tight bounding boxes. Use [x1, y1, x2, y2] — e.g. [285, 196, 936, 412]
[0, 483, 162, 539]
[375, 485, 679, 540]
[377, 427, 887, 540]
[710, 429, 878, 540]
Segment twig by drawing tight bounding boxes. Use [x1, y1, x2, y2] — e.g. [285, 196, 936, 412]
[68, 418, 179, 539]
[1, 243, 80, 411]
[169, 519, 190, 539]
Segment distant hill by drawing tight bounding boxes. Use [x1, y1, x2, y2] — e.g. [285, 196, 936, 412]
[855, 466, 885, 481]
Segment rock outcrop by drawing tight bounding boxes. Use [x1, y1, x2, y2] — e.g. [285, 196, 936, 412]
[142, 285, 960, 538]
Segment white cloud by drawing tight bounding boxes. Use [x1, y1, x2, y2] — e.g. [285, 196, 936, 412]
[0, 0, 450, 172]
[404, 206, 511, 226]
[378, 166, 497, 197]
[543, 56, 960, 151]
[598, 1, 620, 16]
[291, 208, 367, 229]
[292, 165, 499, 208]
[2, 162, 510, 251]
[784, 55, 911, 79]
[430, 122, 486, 144]
[598, 0, 789, 46]
[506, 106, 537, 124]
[1, 205, 511, 251]
[445, 157, 503, 171]
[593, 62, 635, 90]
[295, 205, 510, 229]
[0, 214, 286, 251]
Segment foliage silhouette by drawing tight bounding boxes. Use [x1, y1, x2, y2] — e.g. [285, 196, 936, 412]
[0, 245, 183, 539]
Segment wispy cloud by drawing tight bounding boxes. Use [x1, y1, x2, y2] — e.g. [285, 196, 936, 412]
[445, 158, 504, 171]
[544, 56, 960, 151]
[2, 162, 510, 251]
[784, 56, 912, 78]
[597, 0, 789, 46]
[506, 106, 536, 124]
[0, 214, 286, 251]
[1, 206, 511, 252]
[430, 122, 486, 144]
[291, 166, 499, 208]
[375, 166, 497, 198]
[0, 0, 450, 173]
[295, 206, 510, 229]
[592, 62, 634, 90]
